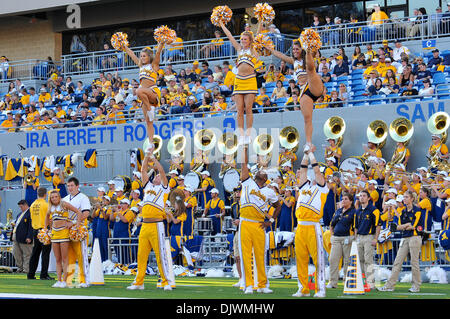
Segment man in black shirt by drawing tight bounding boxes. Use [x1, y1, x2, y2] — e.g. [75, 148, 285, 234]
[401, 81, 419, 97]
[427, 49, 443, 69]
[331, 56, 349, 78]
[415, 63, 432, 81]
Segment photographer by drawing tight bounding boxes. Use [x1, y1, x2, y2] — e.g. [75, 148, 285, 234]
[378, 190, 422, 292]
[327, 192, 356, 289]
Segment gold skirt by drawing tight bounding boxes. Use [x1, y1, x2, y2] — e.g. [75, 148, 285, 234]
[233, 74, 258, 95]
[51, 227, 70, 243]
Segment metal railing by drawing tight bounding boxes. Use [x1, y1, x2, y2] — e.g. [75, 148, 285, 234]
[0, 60, 62, 83]
[311, 15, 450, 49]
[61, 34, 297, 77]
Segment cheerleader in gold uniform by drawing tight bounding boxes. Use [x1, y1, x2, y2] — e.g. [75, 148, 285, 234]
[45, 190, 82, 288]
[219, 20, 260, 145]
[268, 39, 324, 153]
[123, 43, 165, 153]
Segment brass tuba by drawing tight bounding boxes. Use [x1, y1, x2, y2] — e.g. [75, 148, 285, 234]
[253, 133, 274, 156]
[218, 132, 239, 155]
[323, 116, 346, 147]
[143, 135, 163, 160]
[366, 120, 388, 150]
[387, 117, 414, 170]
[167, 134, 186, 157]
[427, 111, 449, 143]
[194, 129, 217, 152]
[279, 126, 300, 151]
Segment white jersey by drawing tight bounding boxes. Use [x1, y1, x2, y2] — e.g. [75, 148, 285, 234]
[240, 178, 278, 218]
[293, 60, 306, 83]
[143, 182, 170, 211]
[63, 192, 91, 222]
[295, 181, 329, 215]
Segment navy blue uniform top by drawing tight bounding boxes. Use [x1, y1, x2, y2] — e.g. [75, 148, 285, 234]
[330, 207, 356, 237]
[394, 205, 422, 238]
[355, 203, 381, 235]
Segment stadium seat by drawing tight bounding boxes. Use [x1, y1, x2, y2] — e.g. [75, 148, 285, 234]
[351, 69, 364, 75]
[275, 97, 287, 105]
[433, 72, 447, 85]
[337, 76, 349, 82]
[265, 82, 276, 89]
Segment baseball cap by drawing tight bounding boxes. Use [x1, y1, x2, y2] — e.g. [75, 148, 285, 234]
[108, 180, 115, 184]
[184, 185, 194, 193]
[382, 39, 388, 44]
[432, 48, 440, 53]
[372, 58, 379, 62]
[103, 195, 111, 201]
[132, 189, 141, 195]
[385, 57, 391, 62]
[326, 157, 336, 163]
[120, 198, 130, 205]
[178, 174, 185, 180]
[115, 187, 124, 192]
[97, 186, 106, 192]
[130, 207, 139, 213]
[281, 161, 292, 167]
[386, 199, 397, 206]
[438, 170, 448, 177]
[368, 180, 378, 185]
[169, 169, 179, 175]
[336, 56, 343, 60]
[70, 111, 77, 117]
[210, 188, 219, 194]
[133, 171, 141, 178]
[201, 171, 210, 176]
[417, 167, 428, 172]
[52, 167, 60, 172]
[396, 195, 404, 202]
[193, 61, 199, 65]
[387, 188, 398, 194]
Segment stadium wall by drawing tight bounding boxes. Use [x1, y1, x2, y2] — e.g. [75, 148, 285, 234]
[0, 100, 448, 221]
[0, 16, 62, 61]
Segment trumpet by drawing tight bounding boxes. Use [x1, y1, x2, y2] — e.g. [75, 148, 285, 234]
[25, 173, 34, 184]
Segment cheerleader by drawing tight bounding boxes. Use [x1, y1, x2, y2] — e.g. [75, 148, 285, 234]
[219, 20, 261, 145]
[268, 38, 324, 153]
[123, 42, 165, 155]
[44, 189, 82, 288]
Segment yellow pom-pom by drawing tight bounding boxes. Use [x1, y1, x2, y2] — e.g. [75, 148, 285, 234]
[254, 3, 275, 24]
[111, 32, 129, 51]
[69, 224, 88, 241]
[37, 229, 51, 245]
[154, 25, 177, 45]
[299, 28, 322, 51]
[210, 5, 233, 27]
[253, 34, 274, 56]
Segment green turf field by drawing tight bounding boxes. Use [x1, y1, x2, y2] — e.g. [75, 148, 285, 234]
[0, 273, 449, 299]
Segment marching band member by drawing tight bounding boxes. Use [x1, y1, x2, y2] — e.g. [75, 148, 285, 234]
[292, 148, 329, 298]
[269, 39, 324, 153]
[169, 154, 184, 175]
[176, 175, 185, 190]
[167, 170, 179, 190]
[391, 141, 410, 168]
[220, 154, 237, 206]
[378, 190, 422, 293]
[278, 187, 296, 232]
[130, 189, 141, 208]
[418, 187, 435, 262]
[324, 157, 338, 178]
[91, 187, 105, 244]
[219, 20, 261, 145]
[278, 147, 297, 168]
[166, 196, 187, 237]
[183, 186, 197, 237]
[110, 198, 135, 265]
[196, 170, 215, 210]
[114, 187, 126, 202]
[24, 168, 39, 206]
[324, 138, 342, 166]
[190, 150, 209, 172]
[367, 180, 380, 205]
[127, 153, 172, 291]
[123, 41, 165, 153]
[131, 171, 143, 200]
[230, 187, 243, 288]
[406, 172, 422, 195]
[323, 172, 342, 227]
[327, 192, 356, 289]
[281, 161, 296, 187]
[377, 198, 397, 265]
[45, 189, 82, 288]
[427, 134, 449, 171]
[362, 141, 382, 159]
[239, 145, 281, 294]
[64, 177, 92, 288]
[51, 167, 68, 198]
[96, 195, 112, 262]
[107, 180, 115, 199]
[202, 188, 225, 235]
[354, 190, 381, 289]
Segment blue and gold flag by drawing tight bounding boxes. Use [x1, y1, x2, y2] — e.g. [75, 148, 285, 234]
[84, 149, 97, 168]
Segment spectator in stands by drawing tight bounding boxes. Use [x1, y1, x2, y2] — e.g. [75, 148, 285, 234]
[399, 65, 415, 88]
[366, 71, 379, 90]
[255, 87, 269, 106]
[381, 57, 397, 77]
[409, 8, 428, 37]
[338, 83, 348, 101]
[393, 40, 410, 62]
[7, 82, 16, 95]
[332, 17, 342, 46]
[51, 88, 64, 105]
[318, 56, 329, 73]
[370, 3, 389, 27]
[55, 104, 66, 119]
[261, 96, 275, 113]
[311, 14, 322, 28]
[328, 90, 342, 108]
[1, 111, 14, 131]
[401, 81, 419, 97]
[320, 65, 332, 83]
[15, 79, 25, 92]
[279, 60, 291, 75]
[384, 76, 400, 94]
[444, 54, 450, 66]
[79, 109, 93, 127]
[331, 56, 349, 78]
[66, 111, 80, 128]
[166, 36, 184, 62]
[337, 47, 349, 65]
[443, 3, 450, 33]
[352, 53, 367, 70]
[286, 79, 299, 97]
[38, 88, 51, 105]
[382, 69, 397, 84]
[286, 89, 300, 111]
[264, 64, 276, 83]
[348, 15, 362, 43]
[200, 61, 213, 79]
[11, 93, 23, 110]
[427, 49, 443, 69]
[381, 40, 394, 59]
[415, 63, 432, 82]
[352, 45, 362, 62]
[323, 16, 334, 46]
[364, 43, 377, 62]
[271, 80, 288, 101]
[28, 87, 39, 106]
[328, 53, 338, 71]
[191, 79, 205, 96]
[204, 75, 219, 91]
[368, 78, 384, 96]
[418, 78, 434, 96]
[0, 56, 9, 80]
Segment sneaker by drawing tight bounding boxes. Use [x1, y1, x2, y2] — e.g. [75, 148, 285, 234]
[326, 283, 337, 289]
[76, 282, 90, 288]
[164, 285, 172, 291]
[292, 289, 309, 297]
[257, 287, 273, 294]
[313, 291, 326, 298]
[60, 281, 67, 288]
[244, 286, 253, 294]
[377, 285, 394, 292]
[52, 281, 62, 288]
[408, 287, 420, 293]
[232, 281, 241, 288]
[127, 284, 144, 290]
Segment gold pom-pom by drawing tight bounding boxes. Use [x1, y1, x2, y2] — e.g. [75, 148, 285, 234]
[253, 34, 274, 56]
[210, 5, 233, 27]
[299, 28, 322, 51]
[111, 32, 129, 51]
[69, 224, 88, 241]
[37, 229, 51, 245]
[254, 3, 275, 24]
[154, 25, 177, 45]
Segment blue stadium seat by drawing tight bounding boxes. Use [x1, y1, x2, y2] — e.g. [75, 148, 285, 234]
[275, 97, 287, 105]
[351, 79, 364, 87]
[337, 76, 349, 82]
[351, 69, 364, 75]
[265, 82, 276, 89]
[433, 73, 447, 85]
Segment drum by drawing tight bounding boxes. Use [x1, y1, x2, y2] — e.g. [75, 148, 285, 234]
[112, 175, 132, 193]
[184, 171, 201, 191]
[339, 156, 367, 173]
[223, 169, 240, 193]
[223, 216, 236, 233]
[195, 217, 212, 236]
